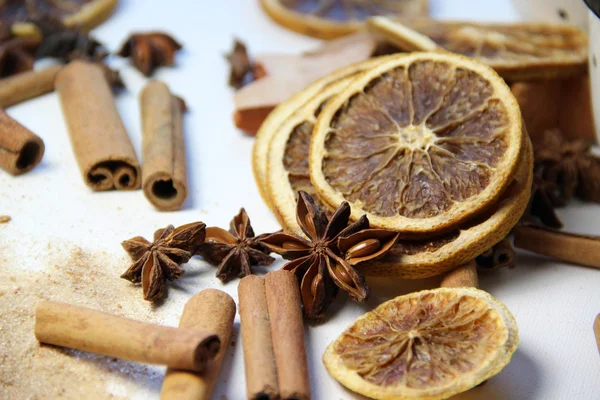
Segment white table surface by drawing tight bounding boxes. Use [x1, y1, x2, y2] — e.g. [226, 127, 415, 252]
[1, 0, 600, 399]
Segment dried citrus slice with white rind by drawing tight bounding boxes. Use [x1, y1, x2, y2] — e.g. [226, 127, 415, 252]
[253, 57, 384, 211]
[362, 135, 532, 278]
[310, 52, 523, 234]
[260, 0, 428, 40]
[2, 0, 118, 37]
[367, 17, 588, 81]
[323, 287, 519, 400]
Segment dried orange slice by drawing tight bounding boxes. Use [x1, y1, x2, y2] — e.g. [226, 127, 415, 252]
[367, 17, 588, 80]
[260, 0, 428, 40]
[253, 57, 384, 211]
[2, 0, 118, 37]
[323, 287, 518, 400]
[364, 135, 532, 278]
[310, 52, 524, 234]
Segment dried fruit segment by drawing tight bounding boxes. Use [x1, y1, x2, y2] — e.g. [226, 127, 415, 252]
[368, 17, 588, 80]
[260, 0, 428, 39]
[311, 53, 523, 233]
[323, 287, 518, 400]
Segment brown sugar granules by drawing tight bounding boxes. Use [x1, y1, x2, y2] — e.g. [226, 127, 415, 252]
[0, 243, 165, 399]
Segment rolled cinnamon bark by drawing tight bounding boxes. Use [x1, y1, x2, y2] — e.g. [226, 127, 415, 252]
[0, 109, 44, 175]
[161, 289, 236, 400]
[55, 60, 140, 191]
[140, 81, 188, 210]
[35, 301, 220, 372]
[0, 65, 61, 108]
[440, 260, 479, 288]
[265, 270, 311, 400]
[514, 224, 600, 269]
[238, 275, 280, 400]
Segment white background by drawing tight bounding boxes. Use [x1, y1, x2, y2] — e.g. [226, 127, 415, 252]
[1, 0, 600, 399]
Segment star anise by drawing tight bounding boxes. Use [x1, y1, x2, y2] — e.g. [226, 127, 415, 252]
[197, 208, 275, 283]
[262, 191, 399, 319]
[121, 222, 206, 301]
[31, 17, 107, 62]
[117, 32, 182, 76]
[0, 34, 37, 78]
[534, 129, 600, 204]
[225, 39, 264, 89]
[523, 168, 564, 229]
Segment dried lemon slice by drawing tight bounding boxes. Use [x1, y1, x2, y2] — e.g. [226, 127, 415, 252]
[2, 0, 118, 37]
[310, 52, 523, 234]
[367, 17, 588, 80]
[364, 135, 532, 278]
[323, 287, 518, 400]
[253, 57, 384, 211]
[260, 0, 428, 40]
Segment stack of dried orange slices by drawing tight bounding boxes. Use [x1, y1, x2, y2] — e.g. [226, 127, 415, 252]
[253, 51, 532, 279]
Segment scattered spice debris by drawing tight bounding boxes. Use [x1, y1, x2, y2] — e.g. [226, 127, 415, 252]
[0, 215, 11, 224]
[262, 191, 398, 319]
[117, 32, 182, 76]
[197, 208, 274, 283]
[225, 39, 264, 89]
[121, 222, 205, 301]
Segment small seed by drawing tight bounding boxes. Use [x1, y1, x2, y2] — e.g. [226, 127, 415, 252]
[346, 238, 381, 259]
[334, 264, 353, 286]
[311, 275, 321, 296]
[304, 214, 317, 238]
[282, 241, 305, 250]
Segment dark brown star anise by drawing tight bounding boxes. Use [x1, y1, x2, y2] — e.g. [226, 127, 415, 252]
[523, 168, 564, 229]
[262, 191, 399, 319]
[0, 34, 38, 78]
[121, 222, 206, 301]
[225, 39, 264, 89]
[117, 32, 182, 76]
[197, 208, 275, 283]
[534, 129, 600, 204]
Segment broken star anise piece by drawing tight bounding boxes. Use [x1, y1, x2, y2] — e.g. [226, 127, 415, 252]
[262, 191, 399, 320]
[121, 222, 206, 302]
[524, 168, 564, 229]
[225, 39, 264, 90]
[117, 32, 182, 76]
[534, 129, 600, 204]
[197, 208, 275, 283]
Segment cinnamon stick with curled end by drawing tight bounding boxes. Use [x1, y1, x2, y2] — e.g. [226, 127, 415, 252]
[265, 270, 311, 400]
[0, 109, 44, 175]
[476, 237, 516, 271]
[0, 65, 61, 108]
[55, 60, 140, 191]
[514, 224, 600, 269]
[35, 301, 220, 372]
[238, 275, 280, 400]
[161, 289, 236, 400]
[140, 81, 187, 211]
[440, 260, 479, 288]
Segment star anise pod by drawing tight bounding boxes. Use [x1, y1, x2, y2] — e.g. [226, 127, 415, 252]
[523, 168, 564, 229]
[31, 17, 107, 62]
[121, 222, 206, 301]
[225, 38, 264, 89]
[262, 191, 399, 319]
[534, 129, 600, 204]
[117, 32, 182, 76]
[0, 35, 38, 78]
[197, 208, 275, 283]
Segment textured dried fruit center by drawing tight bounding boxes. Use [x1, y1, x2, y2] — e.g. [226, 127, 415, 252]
[0, 0, 96, 23]
[322, 60, 511, 219]
[334, 292, 506, 388]
[280, 0, 423, 22]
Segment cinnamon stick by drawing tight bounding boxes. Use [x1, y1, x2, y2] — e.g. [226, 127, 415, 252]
[35, 301, 220, 372]
[140, 81, 187, 210]
[161, 289, 236, 400]
[55, 60, 140, 191]
[0, 65, 61, 108]
[265, 270, 311, 400]
[514, 224, 600, 269]
[0, 109, 44, 175]
[594, 314, 600, 356]
[238, 275, 279, 400]
[441, 260, 479, 288]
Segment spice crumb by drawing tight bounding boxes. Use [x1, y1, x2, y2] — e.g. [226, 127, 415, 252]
[0, 215, 11, 224]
